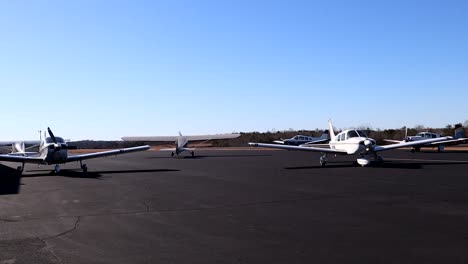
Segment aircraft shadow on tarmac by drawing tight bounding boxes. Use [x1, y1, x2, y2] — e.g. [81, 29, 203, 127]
[0, 164, 21, 195]
[284, 160, 468, 170]
[22, 168, 180, 179]
[148, 154, 272, 159]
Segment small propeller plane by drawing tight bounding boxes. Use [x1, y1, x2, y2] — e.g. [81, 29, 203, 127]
[122, 132, 241, 157]
[273, 130, 329, 145]
[384, 127, 468, 153]
[0, 127, 150, 175]
[249, 120, 452, 167]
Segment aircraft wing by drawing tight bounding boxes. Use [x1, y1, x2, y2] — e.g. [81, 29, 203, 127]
[383, 139, 402, 144]
[373, 137, 452, 152]
[428, 138, 468, 145]
[122, 134, 241, 142]
[66, 145, 151, 162]
[248, 143, 347, 154]
[303, 138, 330, 144]
[160, 148, 177, 152]
[0, 154, 45, 164]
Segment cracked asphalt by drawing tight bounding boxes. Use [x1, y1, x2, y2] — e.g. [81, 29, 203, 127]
[1, 149, 468, 263]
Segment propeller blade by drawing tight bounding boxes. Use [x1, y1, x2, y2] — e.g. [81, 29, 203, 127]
[47, 127, 57, 144]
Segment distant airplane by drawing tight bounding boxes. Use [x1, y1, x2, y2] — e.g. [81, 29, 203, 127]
[384, 127, 468, 153]
[0, 127, 150, 175]
[0, 140, 41, 156]
[122, 132, 241, 157]
[249, 120, 452, 167]
[273, 130, 329, 145]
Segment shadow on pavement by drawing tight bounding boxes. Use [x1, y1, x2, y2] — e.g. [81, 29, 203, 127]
[0, 164, 21, 195]
[23, 169, 180, 178]
[148, 154, 272, 159]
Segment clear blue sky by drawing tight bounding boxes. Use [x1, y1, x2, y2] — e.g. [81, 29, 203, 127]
[1, 0, 467, 140]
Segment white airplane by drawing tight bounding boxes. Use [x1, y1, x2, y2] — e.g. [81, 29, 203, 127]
[385, 130, 468, 153]
[273, 130, 329, 145]
[122, 132, 241, 157]
[249, 120, 452, 167]
[0, 140, 41, 156]
[0, 127, 150, 175]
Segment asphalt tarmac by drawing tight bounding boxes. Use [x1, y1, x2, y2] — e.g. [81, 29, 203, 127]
[1, 149, 468, 264]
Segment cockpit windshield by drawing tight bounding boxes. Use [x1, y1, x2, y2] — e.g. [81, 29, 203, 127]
[346, 130, 359, 139]
[356, 130, 368, 137]
[45, 137, 65, 143]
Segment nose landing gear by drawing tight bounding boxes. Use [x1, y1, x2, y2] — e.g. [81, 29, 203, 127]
[80, 160, 88, 173]
[53, 164, 61, 174]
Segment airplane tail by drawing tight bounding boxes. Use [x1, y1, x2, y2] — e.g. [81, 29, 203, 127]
[328, 120, 336, 141]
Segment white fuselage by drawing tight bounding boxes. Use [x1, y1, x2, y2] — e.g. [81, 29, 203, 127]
[38, 137, 69, 164]
[329, 130, 375, 155]
[175, 136, 189, 154]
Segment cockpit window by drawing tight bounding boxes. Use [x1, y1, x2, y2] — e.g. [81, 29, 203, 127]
[356, 130, 368, 137]
[346, 130, 359, 139]
[339, 133, 345, 141]
[45, 137, 65, 143]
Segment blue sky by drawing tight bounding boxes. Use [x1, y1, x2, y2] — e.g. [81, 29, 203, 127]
[0, 0, 467, 140]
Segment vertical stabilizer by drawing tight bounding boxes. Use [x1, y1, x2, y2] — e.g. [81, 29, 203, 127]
[328, 120, 336, 141]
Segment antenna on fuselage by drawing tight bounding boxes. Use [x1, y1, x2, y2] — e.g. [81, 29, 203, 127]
[38, 130, 42, 141]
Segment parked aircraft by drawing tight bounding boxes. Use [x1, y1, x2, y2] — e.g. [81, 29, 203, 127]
[122, 132, 241, 157]
[273, 130, 329, 145]
[0, 140, 41, 156]
[385, 129, 467, 153]
[249, 120, 451, 167]
[0, 128, 150, 175]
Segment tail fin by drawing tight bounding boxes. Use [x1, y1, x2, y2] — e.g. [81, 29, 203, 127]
[328, 120, 336, 141]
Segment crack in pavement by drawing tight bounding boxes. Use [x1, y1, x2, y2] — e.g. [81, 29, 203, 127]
[142, 201, 150, 212]
[42, 216, 81, 241]
[0, 194, 346, 230]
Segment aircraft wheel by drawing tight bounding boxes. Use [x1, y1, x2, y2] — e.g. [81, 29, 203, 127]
[191, 151, 195, 157]
[171, 152, 174, 157]
[411, 148, 416, 153]
[16, 166, 23, 175]
[81, 164, 88, 173]
[54, 164, 61, 174]
[320, 156, 327, 167]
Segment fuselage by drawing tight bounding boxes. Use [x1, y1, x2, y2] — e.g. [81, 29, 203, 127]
[283, 135, 320, 145]
[405, 132, 441, 142]
[329, 130, 376, 154]
[175, 136, 189, 154]
[38, 137, 69, 164]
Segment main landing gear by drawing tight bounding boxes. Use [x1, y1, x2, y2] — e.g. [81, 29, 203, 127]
[191, 151, 195, 157]
[16, 162, 25, 176]
[80, 160, 88, 173]
[319, 153, 327, 167]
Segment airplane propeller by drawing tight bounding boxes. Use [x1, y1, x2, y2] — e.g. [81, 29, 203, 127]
[362, 138, 376, 152]
[47, 127, 78, 150]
